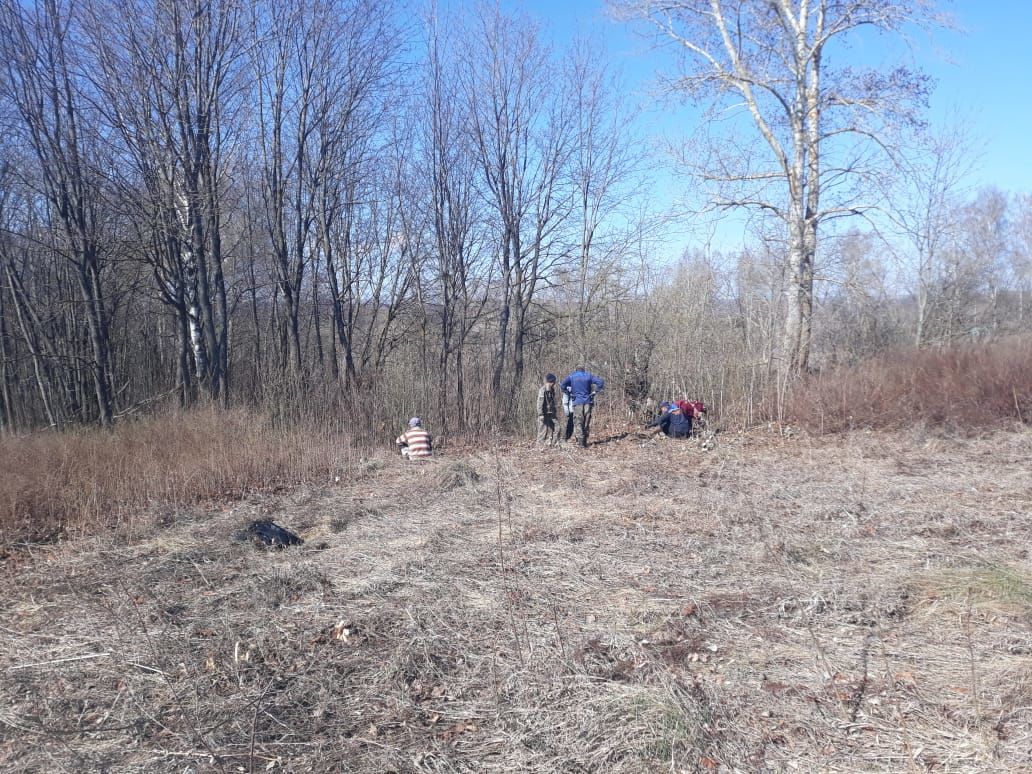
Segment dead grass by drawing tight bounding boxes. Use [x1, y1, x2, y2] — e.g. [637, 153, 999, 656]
[784, 336, 1032, 433]
[912, 564, 1032, 617]
[432, 459, 483, 492]
[0, 407, 358, 545]
[1, 428, 1030, 771]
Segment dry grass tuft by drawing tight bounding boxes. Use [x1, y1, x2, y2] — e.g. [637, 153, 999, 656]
[432, 459, 483, 492]
[0, 407, 357, 545]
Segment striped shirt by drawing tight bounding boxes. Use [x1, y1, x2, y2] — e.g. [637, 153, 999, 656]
[396, 427, 433, 457]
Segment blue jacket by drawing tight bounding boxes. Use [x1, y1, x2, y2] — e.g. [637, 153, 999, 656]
[561, 370, 604, 406]
[649, 409, 693, 438]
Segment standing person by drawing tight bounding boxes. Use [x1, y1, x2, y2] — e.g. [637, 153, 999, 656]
[396, 417, 433, 459]
[560, 365, 604, 448]
[562, 389, 575, 442]
[536, 373, 560, 446]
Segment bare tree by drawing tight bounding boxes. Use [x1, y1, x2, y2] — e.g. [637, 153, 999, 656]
[251, 0, 345, 375]
[818, 229, 897, 361]
[1012, 193, 1032, 328]
[418, 8, 490, 433]
[1, 0, 118, 423]
[960, 187, 1010, 335]
[566, 37, 648, 348]
[881, 121, 976, 346]
[462, 5, 575, 418]
[89, 0, 245, 403]
[615, 0, 940, 374]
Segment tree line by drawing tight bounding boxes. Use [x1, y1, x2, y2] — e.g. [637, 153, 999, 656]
[0, 0, 1028, 437]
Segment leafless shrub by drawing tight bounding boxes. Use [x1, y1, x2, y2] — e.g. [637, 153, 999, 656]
[783, 337, 1032, 433]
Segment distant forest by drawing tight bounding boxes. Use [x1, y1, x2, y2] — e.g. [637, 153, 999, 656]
[1, 0, 1029, 436]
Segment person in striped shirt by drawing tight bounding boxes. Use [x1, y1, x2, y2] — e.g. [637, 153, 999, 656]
[396, 417, 433, 459]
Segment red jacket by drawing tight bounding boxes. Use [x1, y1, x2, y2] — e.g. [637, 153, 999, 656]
[676, 400, 706, 418]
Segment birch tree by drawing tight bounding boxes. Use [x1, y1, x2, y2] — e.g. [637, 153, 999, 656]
[615, 0, 939, 374]
[89, 0, 244, 403]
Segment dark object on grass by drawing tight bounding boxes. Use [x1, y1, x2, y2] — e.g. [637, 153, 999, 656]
[248, 520, 303, 547]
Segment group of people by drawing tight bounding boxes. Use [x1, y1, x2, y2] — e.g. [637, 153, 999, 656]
[535, 366, 606, 448]
[394, 364, 705, 459]
[536, 371, 707, 447]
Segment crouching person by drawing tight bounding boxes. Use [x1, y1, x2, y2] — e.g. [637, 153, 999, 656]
[397, 417, 433, 459]
[647, 401, 694, 439]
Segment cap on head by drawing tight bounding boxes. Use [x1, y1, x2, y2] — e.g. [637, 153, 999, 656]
[545, 373, 556, 383]
[409, 417, 421, 427]
[659, 401, 672, 410]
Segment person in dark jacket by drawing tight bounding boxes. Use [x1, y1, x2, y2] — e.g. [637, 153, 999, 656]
[647, 401, 694, 438]
[560, 365, 604, 448]
[536, 373, 560, 446]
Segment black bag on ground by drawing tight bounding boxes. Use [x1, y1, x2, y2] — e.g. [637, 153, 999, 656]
[248, 520, 303, 547]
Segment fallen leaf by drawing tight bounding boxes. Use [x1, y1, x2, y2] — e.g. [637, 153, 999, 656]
[894, 670, 916, 687]
[441, 720, 477, 744]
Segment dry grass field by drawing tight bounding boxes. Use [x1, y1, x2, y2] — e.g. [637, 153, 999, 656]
[1, 424, 1030, 772]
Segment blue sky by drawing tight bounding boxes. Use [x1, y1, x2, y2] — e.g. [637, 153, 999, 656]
[919, 2, 1032, 192]
[495, 0, 1031, 256]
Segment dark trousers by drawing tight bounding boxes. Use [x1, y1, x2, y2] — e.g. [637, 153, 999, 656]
[573, 403, 593, 446]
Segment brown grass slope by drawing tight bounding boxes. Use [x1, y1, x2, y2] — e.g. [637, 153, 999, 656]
[0, 408, 357, 545]
[1, 428, 1031, 772]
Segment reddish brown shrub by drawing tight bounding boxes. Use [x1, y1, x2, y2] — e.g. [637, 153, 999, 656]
[0, 408, 358, 544]
[782, 337, 1032, 433]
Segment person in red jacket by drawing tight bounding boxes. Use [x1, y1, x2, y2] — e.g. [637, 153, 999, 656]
[675, 399, 707, 423]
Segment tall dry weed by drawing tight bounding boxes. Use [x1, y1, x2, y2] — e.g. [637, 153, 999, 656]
[0, 407, 357, 543]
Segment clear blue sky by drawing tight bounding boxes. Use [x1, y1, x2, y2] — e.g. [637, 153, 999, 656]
[499, 0, 1031, 250]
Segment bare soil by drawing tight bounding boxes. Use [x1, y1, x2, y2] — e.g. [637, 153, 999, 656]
[1, 426, 1031, 772]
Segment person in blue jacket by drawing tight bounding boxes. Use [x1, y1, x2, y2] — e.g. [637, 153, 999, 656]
[647, 401, 694, 438]
[560, 365, 604, 448]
